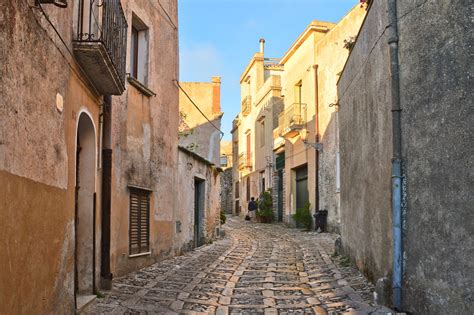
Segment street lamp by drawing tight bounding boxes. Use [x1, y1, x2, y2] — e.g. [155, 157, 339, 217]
[299, 128, 323, 151]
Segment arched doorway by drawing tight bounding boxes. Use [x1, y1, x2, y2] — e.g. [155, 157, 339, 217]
[75, 113, 96, 306]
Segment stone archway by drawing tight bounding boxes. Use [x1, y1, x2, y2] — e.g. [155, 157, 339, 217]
[75, 113, 96, 306]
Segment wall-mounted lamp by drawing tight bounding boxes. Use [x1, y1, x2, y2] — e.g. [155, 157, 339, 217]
[300, 129, 323, 151]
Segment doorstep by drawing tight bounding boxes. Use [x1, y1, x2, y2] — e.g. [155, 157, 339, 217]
[76, 294, 96, 312]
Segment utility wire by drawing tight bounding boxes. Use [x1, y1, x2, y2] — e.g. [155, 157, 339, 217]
[157, 0, 177, 30]
[174, 80, 224, 139]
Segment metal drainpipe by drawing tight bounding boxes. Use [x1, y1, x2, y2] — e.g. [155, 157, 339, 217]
[313, 65, 320, 217]
[387, 0, 403, 310]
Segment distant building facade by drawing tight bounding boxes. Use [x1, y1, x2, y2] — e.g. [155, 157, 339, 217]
[338, 1, 473, 313]
[178, 77, 223, 165]
[274, 7, 365, 228]
[220, 140, 233, 214]
[232, 39, 284, 216]
[177, 77, 223, 252]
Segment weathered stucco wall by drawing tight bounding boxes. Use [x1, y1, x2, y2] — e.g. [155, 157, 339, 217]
[337, 0, 393, 282]
[397, 0, 474, 313]
[176, 148, 221, 253]
[314, 6, 366, 232]
[0, 1, 103, 313]
[179, 78, 222, 165]
[109, 0, 179, 277]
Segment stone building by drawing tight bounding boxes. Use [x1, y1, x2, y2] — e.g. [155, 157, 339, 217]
[176, 77, 223, 253]
[220, 140, 234, 214]
[178, 77, 223, 165]
[176, 147, 222, 253]
[232, 39, 284, 217]
[0, 0, 178, 312]
[274, 6, 366, 229]
[337, 0, 473, 313]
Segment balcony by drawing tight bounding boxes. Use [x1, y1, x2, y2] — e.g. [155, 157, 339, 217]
[278, 103, 307, 138]
[273, 128, 285, 151]
[241, 96, 251, 116]
[73, 0, 128, 95]
[238, 152, 252, 170]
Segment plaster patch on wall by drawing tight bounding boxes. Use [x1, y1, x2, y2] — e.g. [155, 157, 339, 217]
[51, 220, 74, 312]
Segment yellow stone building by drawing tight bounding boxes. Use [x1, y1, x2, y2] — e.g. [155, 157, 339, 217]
[275, 6, 366, 229]
[232, 39, 284, 216]
[232, 6, 366, 226]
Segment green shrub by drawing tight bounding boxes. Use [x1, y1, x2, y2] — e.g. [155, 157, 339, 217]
[220, 211, 226, 225]
[257, 190, 273, 223]
[292, 202, 312, 231]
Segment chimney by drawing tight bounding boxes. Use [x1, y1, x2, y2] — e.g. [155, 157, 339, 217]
[259, 38, 265, 55]
[212, 76, 221, 115]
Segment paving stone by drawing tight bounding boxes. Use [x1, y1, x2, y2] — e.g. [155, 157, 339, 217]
[84, 217, 388, 314]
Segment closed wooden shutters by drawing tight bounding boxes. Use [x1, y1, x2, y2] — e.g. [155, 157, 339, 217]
[129, 188, 150, 255]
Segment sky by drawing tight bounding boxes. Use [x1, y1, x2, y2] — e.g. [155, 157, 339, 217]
[178, 0, 359, 140]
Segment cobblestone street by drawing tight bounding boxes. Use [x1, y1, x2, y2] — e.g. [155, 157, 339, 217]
[84, 218, 391, 314]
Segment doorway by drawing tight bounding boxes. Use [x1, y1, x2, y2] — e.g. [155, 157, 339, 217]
[295, 165, 309, 210]
[277, 169, 284, 222]
[75, 113, 96, 308]
[194, 178, 205, 248]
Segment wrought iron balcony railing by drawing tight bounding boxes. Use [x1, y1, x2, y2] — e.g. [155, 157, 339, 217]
[241, 96, 251, 116]
[278, 103, 307, 138]
[238, 152, 252, 170]
[74, 0, 128, 95]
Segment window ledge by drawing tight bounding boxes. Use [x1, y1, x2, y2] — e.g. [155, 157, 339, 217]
[129, 251, 151, 258]
[127, 75, 156, 97]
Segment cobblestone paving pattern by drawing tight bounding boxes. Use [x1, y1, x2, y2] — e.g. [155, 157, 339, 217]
[83, 218, 393, 315]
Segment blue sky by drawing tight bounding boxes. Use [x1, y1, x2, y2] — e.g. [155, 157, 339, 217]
[178, 0, 359, 140]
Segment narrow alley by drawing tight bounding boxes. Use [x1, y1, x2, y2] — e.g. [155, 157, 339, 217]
[83, 218, 389, 315]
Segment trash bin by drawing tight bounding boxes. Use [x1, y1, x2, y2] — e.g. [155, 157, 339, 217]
[314, 210, 328, 232]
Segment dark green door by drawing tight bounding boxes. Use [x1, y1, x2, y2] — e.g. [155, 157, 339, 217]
[194, 178, 205, 247]
[295, 165, 309, 210]
[277, 169, 284, 222]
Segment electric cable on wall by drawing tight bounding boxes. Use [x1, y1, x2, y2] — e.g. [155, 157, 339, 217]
[173, 80, 225, 139]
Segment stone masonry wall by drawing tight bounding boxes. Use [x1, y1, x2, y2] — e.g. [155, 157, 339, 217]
[337, 0, 394, 282]
[109, 0, 179, 277]
[397, 0, 474, 313]
[220, 167, 233, 214]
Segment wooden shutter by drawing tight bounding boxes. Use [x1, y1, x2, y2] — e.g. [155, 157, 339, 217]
[129, 188, 150, 255]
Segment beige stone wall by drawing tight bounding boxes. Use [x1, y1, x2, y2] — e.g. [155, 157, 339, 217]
[179, 78, 222, 165]
[109, 0, 179, 277]
[314, 6, 366, 231]
[175, 148, 221, 253]
[279, 7, 366, 228]
[234, 44, 284, 216]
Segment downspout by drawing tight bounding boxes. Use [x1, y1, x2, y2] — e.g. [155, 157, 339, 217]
[313, 65, 320, 216]
[387, 0, 403, 310]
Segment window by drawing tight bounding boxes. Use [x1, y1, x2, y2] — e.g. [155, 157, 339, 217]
[129, 187, 150, 255]
[260, 119, 265, 147]
[260, 171, 265, 193]
[220, 155, 228, 167]
[295, 81, 302, 104]
[130, 14, 149, 85]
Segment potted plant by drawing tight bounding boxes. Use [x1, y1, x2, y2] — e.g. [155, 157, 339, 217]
[257, 189, 274, 223]
[292, 202, 313, 231]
